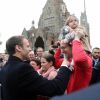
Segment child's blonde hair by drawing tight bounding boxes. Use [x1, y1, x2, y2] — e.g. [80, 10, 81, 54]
[66, 15, 79, 25]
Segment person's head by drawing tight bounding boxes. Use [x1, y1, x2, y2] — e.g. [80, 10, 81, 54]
[30, 58, 41, 71]
[66, 15, 79, 29]
[36, 47, 44, 58]
[6, 35, 32, 60]
[41, 53, 55, 72]
[92, 47, 100, 59]
[60, 40, 72, 59]
[28, 51, 35, 61]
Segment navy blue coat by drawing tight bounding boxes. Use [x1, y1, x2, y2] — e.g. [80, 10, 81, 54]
[0, 56, 71, 100]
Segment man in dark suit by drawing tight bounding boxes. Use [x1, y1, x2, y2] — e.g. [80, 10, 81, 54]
[90, 62, 100, 85]
[92, 47, 100, 68]
[0, 35, 72, 100]
[90, 47, 100, 85]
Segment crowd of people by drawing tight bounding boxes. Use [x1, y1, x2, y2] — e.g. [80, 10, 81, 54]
[0, 15, 100, 100]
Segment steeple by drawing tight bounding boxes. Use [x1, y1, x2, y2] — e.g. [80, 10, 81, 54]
[84, 0, 86, 13]
[80, 0, 90, 43]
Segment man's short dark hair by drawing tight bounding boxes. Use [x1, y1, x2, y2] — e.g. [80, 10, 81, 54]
[92, 47, 100, 51]
[6, 35, 25, 55]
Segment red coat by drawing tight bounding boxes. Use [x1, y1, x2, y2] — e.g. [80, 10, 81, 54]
[54, 48, 63, 69]
[54, 40, 92, 94]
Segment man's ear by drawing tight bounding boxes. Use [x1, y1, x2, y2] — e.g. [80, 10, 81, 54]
[15, 45, 22, 52]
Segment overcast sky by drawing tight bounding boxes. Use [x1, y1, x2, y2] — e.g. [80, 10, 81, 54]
[0, 0, 100, 52]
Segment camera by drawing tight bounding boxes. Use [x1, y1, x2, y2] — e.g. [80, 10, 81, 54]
[52, 45, 58, 48]
[52, 42, 60, 48]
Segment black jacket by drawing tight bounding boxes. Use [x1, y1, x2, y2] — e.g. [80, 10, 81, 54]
[90, 62, 100, 85]
[0, 56, 71, 100]
[92, 58, 100, 68]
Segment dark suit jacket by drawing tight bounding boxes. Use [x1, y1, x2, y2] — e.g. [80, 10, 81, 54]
[0, 56, 71, 100]
[90, 62, 100, 85]
[92, 58, 100, 68]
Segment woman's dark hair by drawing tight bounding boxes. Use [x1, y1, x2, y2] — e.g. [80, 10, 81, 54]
[0, 58, 3, 62]
[6, 35, 25, 55]
[31, 58, 41, 67]
[42, 53, 55, 66]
